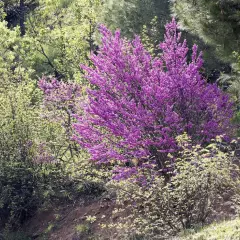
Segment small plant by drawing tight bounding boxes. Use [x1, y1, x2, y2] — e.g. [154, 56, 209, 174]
[75, 224, 90, 234]
[86, 215, 97, 224]
[45, 223, 55, 233]
[54, 214, 61, 220]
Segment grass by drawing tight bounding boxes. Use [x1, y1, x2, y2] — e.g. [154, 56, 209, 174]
[178, 218, 240, 240]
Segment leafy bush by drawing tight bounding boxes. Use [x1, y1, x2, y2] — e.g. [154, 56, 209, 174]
[106, 135, 239, 239]
[0, 82, 45, 228]
[37, 154, 108, 203]
[0, 79, 107, 229]
[73, 19, 233, 179]
[0, 126, 43, 229]
[0, 143, 41, 229]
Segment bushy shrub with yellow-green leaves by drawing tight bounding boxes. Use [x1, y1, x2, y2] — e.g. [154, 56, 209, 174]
[106, 134, 240, 240]
[0, 81, 44, 228]
[0, 79, 108, 229]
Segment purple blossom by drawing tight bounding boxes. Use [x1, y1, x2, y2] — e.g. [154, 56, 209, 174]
[33, 142, 56, 164]
[38, 77, 83, 162]
[73, 19, 233, 179]
[38, 77, 82, 115]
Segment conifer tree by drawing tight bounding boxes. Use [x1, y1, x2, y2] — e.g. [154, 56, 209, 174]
[100, 0, 170, 39]
[171, 0, 240, 62]
[101, 0, 228, 78]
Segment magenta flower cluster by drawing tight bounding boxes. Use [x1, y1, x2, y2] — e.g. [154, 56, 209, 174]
[72, 19, 233, 178]
[38, 77, 82, 114]
[38, 78, 83, 163]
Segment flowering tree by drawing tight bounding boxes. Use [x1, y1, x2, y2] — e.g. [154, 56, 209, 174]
[38, 78, 82, 119]
[38, 78, 82, 160]
[73, 19, 233, 179]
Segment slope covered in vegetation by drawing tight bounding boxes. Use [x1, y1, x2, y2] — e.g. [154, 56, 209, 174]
[0, 1, 240, 240]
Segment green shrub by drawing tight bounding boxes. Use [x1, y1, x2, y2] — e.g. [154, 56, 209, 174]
[76, 223, 90, 233]
[0, 79, 108, 229]
[38, 154, 108, 204]
[0, 82, 44, 228]
[106, 135, 239, 240]
[233, 111, 240, 137]
[0, 121, 43, 228]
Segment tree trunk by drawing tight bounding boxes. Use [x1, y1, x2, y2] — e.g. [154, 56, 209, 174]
[19, 0, 25, 36]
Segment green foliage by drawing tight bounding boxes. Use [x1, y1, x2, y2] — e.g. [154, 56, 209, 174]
[100, 0, 169, 39]
[25, 0, 101, 80]
[0, 82, 44, 228]
[106, 135, 239, 240]
[233, 111, 240, 137]
[74, 224, 91, 240]
[0, 146, 42, 228]
[218, 53, 240, 137]
[0, 15, 43, 229]
[75, 223, 90, 234]
[39, 154, 108, 203]
[218, 53, 240, 105]
[140, 16, 160, 56]
[179, 218, 240, 240]
[86, 215, 97, 224]
[0, 20, 35, 86]
[0, 79, 107, 229]
[171, 0, 240, 63]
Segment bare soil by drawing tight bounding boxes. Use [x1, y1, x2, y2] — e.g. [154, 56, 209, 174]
[23, 196, 117, 240]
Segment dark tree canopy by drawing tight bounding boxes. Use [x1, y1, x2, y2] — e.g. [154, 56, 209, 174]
[100, 0, 170, 39]
[171, 0, 240, 62]
[2, 0, 38, 33]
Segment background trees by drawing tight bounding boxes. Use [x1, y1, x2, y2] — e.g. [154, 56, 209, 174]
[171, 0, 240, 63]
[25, 0, 101, 80]
[100, 0, 170, 38]
[100, 0, 229, 80]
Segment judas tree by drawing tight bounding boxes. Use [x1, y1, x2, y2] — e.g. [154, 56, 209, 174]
[38, 78, 82, 160]
[73, 19, 233, 179]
